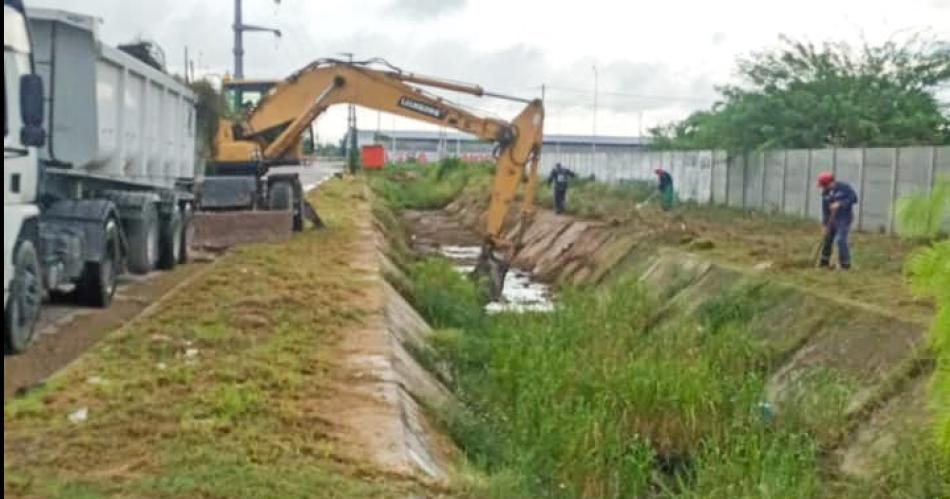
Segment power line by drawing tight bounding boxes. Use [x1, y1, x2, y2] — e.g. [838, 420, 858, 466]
[539, 84, 715, 104]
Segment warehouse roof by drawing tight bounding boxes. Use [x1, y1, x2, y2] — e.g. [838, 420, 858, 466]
[364, 130, 651, 146]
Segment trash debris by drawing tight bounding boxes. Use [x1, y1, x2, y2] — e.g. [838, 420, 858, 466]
[68, 407, 89, 424]
[757, 401, 775, 425]
[753, 261, 775, 272]
[86, 376, 105, 385]
[157, 362, 168, 371]
[185, 348, 200, 358]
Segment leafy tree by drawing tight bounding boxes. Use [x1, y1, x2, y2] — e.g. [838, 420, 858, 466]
[898, 178, 950, 464]
[189, 79, 228, 160]
[652, 36, 950, 151]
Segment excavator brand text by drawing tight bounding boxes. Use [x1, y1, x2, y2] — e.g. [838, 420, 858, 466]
[397, 97, 446, 119]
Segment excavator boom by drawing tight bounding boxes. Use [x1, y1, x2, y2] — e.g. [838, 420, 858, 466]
[216, 59, 545, 297]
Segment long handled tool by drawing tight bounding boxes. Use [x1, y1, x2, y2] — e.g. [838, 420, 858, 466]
[636, 191, 659, 210]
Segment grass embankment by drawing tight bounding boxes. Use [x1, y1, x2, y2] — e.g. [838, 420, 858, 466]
[541, 178, 930, 323]
[371, 158, 492, 212]
[370, 160, 947, 498]
[4, 178, 428, 498]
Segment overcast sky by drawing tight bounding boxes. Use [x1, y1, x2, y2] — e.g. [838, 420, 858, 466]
[30, 0, 950, 142]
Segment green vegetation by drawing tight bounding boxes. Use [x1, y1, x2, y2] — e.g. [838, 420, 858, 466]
[402, 261, 837, 498]
[188, 79, 228, 161]
[651, 36, 950, 150]
[369, 158, 492, 210]
[537, 179, 656, 219]
[898, 178, 950, 466]
[371, 166, 944, 497]
[3, 179, 432, 498]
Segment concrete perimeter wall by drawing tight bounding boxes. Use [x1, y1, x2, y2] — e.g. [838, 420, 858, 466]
[539, 146, 950, 234]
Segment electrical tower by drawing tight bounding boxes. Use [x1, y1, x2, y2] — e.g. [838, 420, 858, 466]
[233, 0, 282, 79]
[340, 52, 360, 173]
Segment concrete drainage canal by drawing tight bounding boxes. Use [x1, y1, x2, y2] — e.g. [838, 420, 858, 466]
[405, 210, 553, 314]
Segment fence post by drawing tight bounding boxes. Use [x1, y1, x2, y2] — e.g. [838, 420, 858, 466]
[781, 149, 789, 214]
[803, 149, 812, 218]
[888, 148, 901, 235]
[760, 153, 768, 210]
[722, 153, 730, 207]
[928, 146, 938, 192]
[857, 147, 866, 231]
[742, 153, 749, 209]
[831, 146, 838, 177]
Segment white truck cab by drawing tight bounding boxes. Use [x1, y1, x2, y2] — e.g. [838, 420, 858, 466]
[5, 0, 46, 353]
[4, 0, 197, 355]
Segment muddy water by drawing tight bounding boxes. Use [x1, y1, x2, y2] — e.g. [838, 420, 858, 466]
[405, 211, 553, 313]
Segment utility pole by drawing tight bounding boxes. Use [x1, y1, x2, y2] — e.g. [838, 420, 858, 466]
[340, 52, 359, 173]
[592, 65, 599, 169]
[233, 0, 282, 79]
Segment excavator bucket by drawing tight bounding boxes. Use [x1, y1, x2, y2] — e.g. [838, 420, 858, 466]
[472, 244, 510, 302]
[190, 175, 322, 252]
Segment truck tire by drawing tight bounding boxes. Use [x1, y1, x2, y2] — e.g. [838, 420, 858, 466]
[5, 240, 42, 355]
[158, 206, 183, 270]
[268, 182, 294, 211]
[179, 203, 193, 265]
[128, 202, 160, 275]
[78, 218, 120, 308]
[293, 197, 305, 232]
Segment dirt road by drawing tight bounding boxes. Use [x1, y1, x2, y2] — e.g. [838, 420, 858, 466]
[3, 263, 211, 400]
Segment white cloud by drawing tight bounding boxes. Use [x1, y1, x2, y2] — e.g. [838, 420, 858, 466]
[384, 0, 467, 18]
[25, 0, 950, 140]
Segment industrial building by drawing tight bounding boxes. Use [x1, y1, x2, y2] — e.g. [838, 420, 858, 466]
[352, 129, 651, 163]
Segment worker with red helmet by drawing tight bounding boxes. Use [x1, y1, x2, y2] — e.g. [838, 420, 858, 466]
[817, 172, 859, 270]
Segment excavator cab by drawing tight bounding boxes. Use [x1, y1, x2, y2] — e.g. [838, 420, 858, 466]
[204, 59, 544, 298]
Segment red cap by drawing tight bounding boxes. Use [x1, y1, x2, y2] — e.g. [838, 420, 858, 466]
[816, 171, 835, 188]
[654, 168, 665, 175]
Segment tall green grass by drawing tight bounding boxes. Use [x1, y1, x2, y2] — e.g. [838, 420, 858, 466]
[898, 178, 950, 466]
[406, 259, 829, 498]
[368, 158, 492, 210]
[537, 179, 655, 219]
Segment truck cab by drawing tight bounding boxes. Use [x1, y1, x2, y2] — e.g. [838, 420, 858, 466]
[5, 1, 195, 354]
[4, 0, 47, 353]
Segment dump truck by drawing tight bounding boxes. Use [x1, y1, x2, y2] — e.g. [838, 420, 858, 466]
[4, 3, 198, 354]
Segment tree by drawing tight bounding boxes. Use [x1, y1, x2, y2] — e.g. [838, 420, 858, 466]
[189, 79, 228, 160]
[651, 36, 950, 151]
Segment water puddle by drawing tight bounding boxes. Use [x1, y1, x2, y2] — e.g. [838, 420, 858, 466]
[437, 246, 554, 314]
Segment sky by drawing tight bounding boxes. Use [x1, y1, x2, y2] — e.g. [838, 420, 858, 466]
[29, 0, 950, 142]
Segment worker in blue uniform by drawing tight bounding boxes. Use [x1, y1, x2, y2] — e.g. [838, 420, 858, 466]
[547, 163, 577, 214]
[817, 171, 859, 270]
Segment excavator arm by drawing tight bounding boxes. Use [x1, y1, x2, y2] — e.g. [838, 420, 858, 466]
[219, 60, 545, 296]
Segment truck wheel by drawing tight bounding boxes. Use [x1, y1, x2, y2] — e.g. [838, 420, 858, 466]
[78, 219, 120, 308]
[268, 182, 294, 211]
[178, 203, 193, 265]
[293, 197, 305, 232]
[5, 241, 42, 354]
[128, 202, 160, 275]
[158, 206, 183, 270]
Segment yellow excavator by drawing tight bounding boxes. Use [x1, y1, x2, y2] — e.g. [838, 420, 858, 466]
[207, 58, 545, 297]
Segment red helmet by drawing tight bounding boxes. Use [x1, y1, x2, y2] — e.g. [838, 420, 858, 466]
[816, 171, 835, 188]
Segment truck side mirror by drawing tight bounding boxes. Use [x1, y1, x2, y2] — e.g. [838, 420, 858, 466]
[20, 74, 46, 148]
